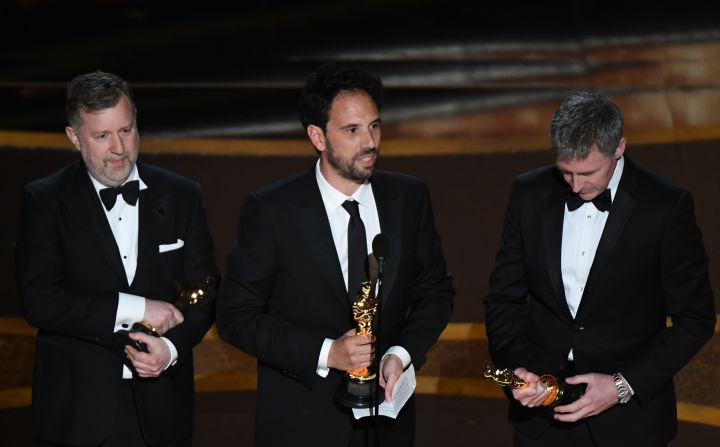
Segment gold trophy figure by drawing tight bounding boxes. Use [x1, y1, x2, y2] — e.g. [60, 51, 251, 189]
[346, 281, 378, 381]
[483, 365, 585, 407]
[120, 276, 216, 353]
[336, 281, 379, 408]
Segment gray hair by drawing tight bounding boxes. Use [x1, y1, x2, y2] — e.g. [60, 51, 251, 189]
[65, 70, 136, 129]
[550, 91, 623, 159]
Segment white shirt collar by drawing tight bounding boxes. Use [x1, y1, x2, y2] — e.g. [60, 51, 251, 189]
[88, 163, 147, 193]
[315, 159, 372, 209]
[607, 155, 624, 202]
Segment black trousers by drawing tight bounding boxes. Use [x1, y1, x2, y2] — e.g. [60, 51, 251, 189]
[350, 397, 416, 447]
[513, 421, 598, 447]
[34, 380, 190, 447]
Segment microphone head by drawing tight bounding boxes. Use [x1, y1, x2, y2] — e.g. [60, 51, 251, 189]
[372, 234, 388, 259]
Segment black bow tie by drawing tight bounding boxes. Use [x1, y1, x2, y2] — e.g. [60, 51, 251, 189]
[565, 188, 611, 212]
[99, 180, 140, 211]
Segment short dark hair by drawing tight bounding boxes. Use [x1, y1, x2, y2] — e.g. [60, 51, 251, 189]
[298, 63, 383, 131]
[550, 91, 623, 159]
[65, 70, 136, 128]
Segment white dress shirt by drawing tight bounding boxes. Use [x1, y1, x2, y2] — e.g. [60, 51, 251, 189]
[561, 156, 624, 360]
[314, 160, 411, 377]
[89, 165, 178, 378]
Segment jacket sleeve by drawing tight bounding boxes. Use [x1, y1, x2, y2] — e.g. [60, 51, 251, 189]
[484, 178, 532, 369]
[621, 191, 716, 404]
[215, 193, 326, 385]
[162, 184, 219, 361]
[16, 184, 119, 347]
[394, 182, 455, 371]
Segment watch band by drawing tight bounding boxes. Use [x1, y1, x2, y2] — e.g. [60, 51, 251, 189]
[612, 372, 631, 404]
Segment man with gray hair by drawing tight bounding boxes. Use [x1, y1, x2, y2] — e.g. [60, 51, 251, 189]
[485, 91, 715, 446]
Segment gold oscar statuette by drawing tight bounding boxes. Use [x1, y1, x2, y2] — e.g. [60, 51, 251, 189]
[336, 281, 379, 408]
[347, 281, 378, 381]
[483, 365, 585, 407]
[119, 276, 216, 353]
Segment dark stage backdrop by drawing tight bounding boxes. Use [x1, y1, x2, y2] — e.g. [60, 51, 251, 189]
[3, 140, 719, 322]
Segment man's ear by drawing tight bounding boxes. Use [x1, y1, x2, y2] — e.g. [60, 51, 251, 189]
[615, 137, 626, 159]
[65, 126, 81, 151]
[307, 124, 326, 153]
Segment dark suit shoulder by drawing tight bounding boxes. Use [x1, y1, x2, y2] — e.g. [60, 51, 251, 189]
[24, 160, 82, 195]
[235, 170, 318, 223]
[370, 170, 433, 210]
[613, 157, 697, 226]
[372, 169, 427, 190]
[515, 164, 556, 186]
[137, 161, 201, 194]
[510, 165, 563, 202]
[24, 160, 202, 197]
[249, 167, 432, 209]
[254, 170, 311, 200]
[623, 157, 686, 198]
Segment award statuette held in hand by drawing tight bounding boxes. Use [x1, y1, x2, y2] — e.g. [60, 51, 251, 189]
[119, 276, 216, 353]
[336, 281, 378, 408]
[483, 365, 586, 407]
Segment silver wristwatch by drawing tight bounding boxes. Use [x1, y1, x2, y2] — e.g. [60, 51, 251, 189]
[612, 372, 632, 404]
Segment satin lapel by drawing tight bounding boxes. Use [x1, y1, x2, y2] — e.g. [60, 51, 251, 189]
[289, 172, 349, 312]
[575, 162, 638, 321]
[371, 174, 401, 311]
[133, 169, 165, 291]
[60, 163, 128, 288]
[542, 183, 573, 321]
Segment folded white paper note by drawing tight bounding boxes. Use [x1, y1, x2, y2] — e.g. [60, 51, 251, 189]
[352, 364, 416, 420]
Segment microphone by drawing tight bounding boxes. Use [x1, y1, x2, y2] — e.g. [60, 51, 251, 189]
[370, 233, 388, 424]
[372, 234, 388, 281]
[372, 234, 388, 261]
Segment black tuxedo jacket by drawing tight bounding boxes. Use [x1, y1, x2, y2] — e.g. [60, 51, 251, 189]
[485, 157, 716, 446]
[15, 160, 218, 446]
[216, 168, 454, 445]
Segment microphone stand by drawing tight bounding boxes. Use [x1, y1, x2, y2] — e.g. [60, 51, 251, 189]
[372, 253, 384, 446]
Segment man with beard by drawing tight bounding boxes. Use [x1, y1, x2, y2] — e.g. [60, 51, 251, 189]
[217, 64, 454, 446]
[15, 71, 217, 446]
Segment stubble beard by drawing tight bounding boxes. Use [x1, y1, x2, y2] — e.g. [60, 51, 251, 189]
[326, 142, 378, 182]
[79, 141, 134, 187]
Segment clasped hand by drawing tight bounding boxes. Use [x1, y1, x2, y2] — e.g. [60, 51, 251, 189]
[143, 299, 184, 335]
[125, 332, 171, 378]
[511, 368, 619, 421]
[123, 299, 181, 378]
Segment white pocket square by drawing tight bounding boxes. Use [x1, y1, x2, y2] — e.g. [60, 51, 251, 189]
[159, 239, 184, 253]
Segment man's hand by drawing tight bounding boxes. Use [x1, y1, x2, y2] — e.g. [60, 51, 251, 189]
[327, 329, 375, 371]
[125, 332, 171, 378]
[553, 373, 618, 422]
[379, 354, 403, 402]
[511, 368, 553, 408]
[143, 299, 183, 335]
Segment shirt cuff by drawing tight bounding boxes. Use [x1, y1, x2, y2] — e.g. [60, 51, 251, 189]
[316, 338, 334, 378]
[383, 346, 411, 369]
[115, 292, 145, 332]
[160, 337, 179, 370]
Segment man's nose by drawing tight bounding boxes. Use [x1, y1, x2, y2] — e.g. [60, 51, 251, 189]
[571, 177, 582, 193]
[361, 129, 377, 149]
[110, 133, 125, 154]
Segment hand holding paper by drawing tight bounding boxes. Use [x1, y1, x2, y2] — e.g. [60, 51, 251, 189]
[352, 364, 416, 419]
